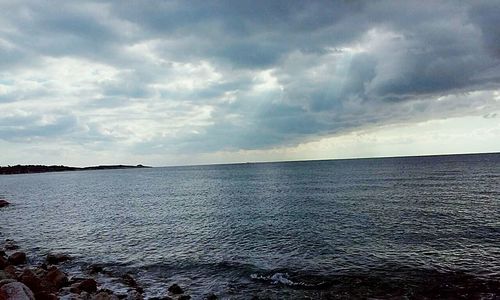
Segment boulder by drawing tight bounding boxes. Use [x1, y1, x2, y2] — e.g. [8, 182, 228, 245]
[8, 252, 26, 265]
[0, 257, 7, 270]
[178, 296, 191, 300]
[206, 293, 218, 300]
[120, 274, 138, 288]
[19, 269, 43, 294]
[76, 279, 97, 293]
[32, 267, 47, 278]
[91, 291, 120, 300]
[0, 282, 35, 300]
[60, 293, 87, 300]
[167, 284, 183, 294]
[44, 266, 68, 289]
[33, 291, 58, 300]
[4, 240, 18, 250]
[0, 200, 9, 208]
[0, 271, 8, 281]
[46, 253, 71, 265]
[0, 279, 17, 288]
[126, 290, 143, 300]
[87, 265, 104, 275]
[3, 266, 17, 279]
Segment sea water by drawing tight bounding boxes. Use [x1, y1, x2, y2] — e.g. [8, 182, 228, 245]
[1, 153, 499, 298]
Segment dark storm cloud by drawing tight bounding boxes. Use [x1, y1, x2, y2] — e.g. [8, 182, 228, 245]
[1, 0, 499, 153]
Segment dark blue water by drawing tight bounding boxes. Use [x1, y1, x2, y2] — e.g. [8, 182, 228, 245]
[1, 153, 499, 298]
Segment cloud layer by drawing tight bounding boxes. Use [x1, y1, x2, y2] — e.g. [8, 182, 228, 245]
[1, 0, 499, 165]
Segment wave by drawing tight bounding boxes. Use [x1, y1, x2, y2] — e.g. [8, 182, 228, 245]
[250, 272, 328, 288]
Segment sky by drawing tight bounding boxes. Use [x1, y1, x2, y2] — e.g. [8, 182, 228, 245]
[0, 0, 499, 167]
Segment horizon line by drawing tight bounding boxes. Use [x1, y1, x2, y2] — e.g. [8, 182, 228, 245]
[157, 150, 500, 169]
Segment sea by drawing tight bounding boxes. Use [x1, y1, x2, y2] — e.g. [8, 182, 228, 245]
[1, 153, 499, 299]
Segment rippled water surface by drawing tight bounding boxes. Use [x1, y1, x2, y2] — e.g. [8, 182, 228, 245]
[1, 153, 499, 298]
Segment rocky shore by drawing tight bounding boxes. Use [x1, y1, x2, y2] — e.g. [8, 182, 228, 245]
[0, 239, 216, 300]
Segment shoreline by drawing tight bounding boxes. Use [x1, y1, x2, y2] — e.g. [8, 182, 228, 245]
[2, 236, 500, 299]
[0, 238, 211, 300]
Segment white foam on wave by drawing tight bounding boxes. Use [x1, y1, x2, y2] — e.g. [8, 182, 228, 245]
[250, 272, 326, 288]
[251, 273, 297, 286]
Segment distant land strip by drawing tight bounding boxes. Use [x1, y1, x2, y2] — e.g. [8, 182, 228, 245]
[0, 164, 151, 175]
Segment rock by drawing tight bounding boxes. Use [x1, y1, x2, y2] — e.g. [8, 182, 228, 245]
[167, 283, 183, 294]
[46, 253, 71, 265]
[44, 266, 68, 289]
[0, 257, 8, 270]
[60, 293, 86, 300]
[76, 279, 97, 293]
[0, 271, 8, 281]
[178, 296, 191, 300]
[148, 297, 172, 300]
[69, 283, 80, 294]
[33, 291, 58, 300]
[8, 252, 26, 265]
[92, 291, 120, 300]
[0, 200, 9, 208]
[0, 279, 17, 288]
[87, 264, 104, 275]
[120, 274, 138, 288]
[206, 293, 218, 300]
[126, 290, 143, 300]
[32, 267, 47, 278]
[0, 282, 35, 300]
[80, 292, 91, 300]
[0, 250, 6, 258]
[4, 240, 18, 250]
[3, 266, 17, 279]
[19, 268, 43, 295]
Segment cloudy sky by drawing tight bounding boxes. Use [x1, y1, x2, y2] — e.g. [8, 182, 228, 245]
[1, 0, 499, 166]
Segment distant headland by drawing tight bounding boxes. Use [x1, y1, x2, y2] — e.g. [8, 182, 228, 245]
[0, 164, 151, 175]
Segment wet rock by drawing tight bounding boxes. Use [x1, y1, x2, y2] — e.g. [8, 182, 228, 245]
[8, 251, 26, 265]
[44, 266, 68, 289]
[167, 283, 183, 294]
[32, 266, 47, 278]
[0, 279, 17, 288]
[87, 264, 104, 275]
[0, 257, 7, 270]
[178, 296, 191, 300]
[33, 291, 58, 300]
[19, 268, 43, 295]
[4, 240, 19, 250]
[126, 290, 143, 300]
[76, 279, 97, 293]
[92, 291, 120, 300]
[3, 265, 17, 279]
[0, 200, 9, 208]
[60, 293, 87, 300]
[0, 271, 8, 281]
[69, 283, 80, 294]
[0, 250, 6, 258]
[46, 253, 71, 265]
[120, 274, 138, 288]
[0, 282, 35, 300]
[206, 293, 218, 300]
[148, 297, 172, 300]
